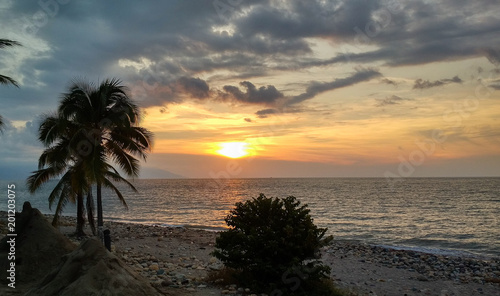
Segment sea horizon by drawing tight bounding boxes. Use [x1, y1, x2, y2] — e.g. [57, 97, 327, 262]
[4, 175, 500, 182]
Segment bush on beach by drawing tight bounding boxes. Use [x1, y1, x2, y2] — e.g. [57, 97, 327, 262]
[212, 193, 339, 295]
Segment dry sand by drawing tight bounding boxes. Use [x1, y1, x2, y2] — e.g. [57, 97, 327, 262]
[1, 213, 499, 295]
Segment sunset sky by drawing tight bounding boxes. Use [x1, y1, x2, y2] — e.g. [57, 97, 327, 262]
[1, 0, 499, 179]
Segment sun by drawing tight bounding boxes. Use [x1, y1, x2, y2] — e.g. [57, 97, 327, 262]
[216, 142, 252, 158]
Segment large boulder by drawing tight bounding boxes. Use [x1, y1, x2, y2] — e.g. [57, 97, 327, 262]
[26, 237, 160, 296]
[0, 202, 76, 286]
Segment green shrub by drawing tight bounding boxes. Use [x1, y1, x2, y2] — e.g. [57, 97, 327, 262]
[212, 193, 334, 294]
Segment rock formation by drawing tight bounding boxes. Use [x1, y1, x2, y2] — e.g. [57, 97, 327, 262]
[1, 202, 160, 295]
[26, 237, 160, 295]
[0, 202, 76, 286]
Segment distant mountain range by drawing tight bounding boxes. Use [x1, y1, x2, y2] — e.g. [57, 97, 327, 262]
[0, 163, 184, 180]
[136, 166, 185, 179]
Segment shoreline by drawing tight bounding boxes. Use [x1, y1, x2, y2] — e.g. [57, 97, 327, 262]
[130, 222, 500, 261]
[2, 210, 500, 262]
[4, 209, 497, 260]
[129, 220, 499, 261]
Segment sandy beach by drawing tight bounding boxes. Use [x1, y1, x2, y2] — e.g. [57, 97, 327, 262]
[1, 213, 499, 296]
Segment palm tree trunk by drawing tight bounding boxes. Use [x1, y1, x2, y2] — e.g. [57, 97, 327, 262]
[97, 182, 104, 242]
[76, 191, 86, 237]
[86, 189, 96, 235]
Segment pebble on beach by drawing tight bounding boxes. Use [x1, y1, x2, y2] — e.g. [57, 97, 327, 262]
[325, 241, 500, 284]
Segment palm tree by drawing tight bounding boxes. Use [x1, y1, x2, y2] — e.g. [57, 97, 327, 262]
[27, 114, 92, 236]
[28, 145, 138, 237]
[57, 78, 153, 239]
[27, 78, 153, 238]
[0, 39, 21, 132]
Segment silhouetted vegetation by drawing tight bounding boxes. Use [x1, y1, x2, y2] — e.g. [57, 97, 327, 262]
[212, 193, 340, 295]
[27, 78, 153, 237]
[0, 38, 21, 131]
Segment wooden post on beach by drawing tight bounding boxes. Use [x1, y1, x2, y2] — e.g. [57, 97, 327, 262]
[104, 229, 111, 251]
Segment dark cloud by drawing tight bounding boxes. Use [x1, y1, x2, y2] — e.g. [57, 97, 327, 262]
[330, 1, 500, 67]
[380, 78, 398, 86]
[489, 79, 500, 90]
[142, 69, 381, 109]
[217, 68, 382, 113]
[482, 48, 500, 66]
[220, 81, 284, 105]
[177, 77, 210, 99]
[287, 68, 382, 105]
[255, 108, 278, 119]
[375, 95, 409, 107]
[413, 76, 463, 89]
[236, 0, 382, 40]
[173, 53, 263, 75]
[244, 118, 253, 123]
[1, 0, 499, 121]
[212, 68, 384, 116]
[129, 75, 212, 107]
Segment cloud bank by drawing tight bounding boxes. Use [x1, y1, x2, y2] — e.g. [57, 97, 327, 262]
[1, 0, 499, 120]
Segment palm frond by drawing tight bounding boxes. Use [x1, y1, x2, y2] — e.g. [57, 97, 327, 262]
[59, 86, 92, 122]
[112, 100, 139, 124]
[38, 114, 74, 146]
[51, 184, 71, 226]
[0, 39, 21, 88]
[105, 140, 140, 177]
[38, 140, 72, 169]
[0, 39, 22, 48]
[0, 74, 19, 87]
[112, 126, 153, 148]
[104, 169, 137, 192]
[106, 131, 148, 161]
[101, 176, 129, 209]
[26, 167, 63, 193]
[47, 171, 75, 208]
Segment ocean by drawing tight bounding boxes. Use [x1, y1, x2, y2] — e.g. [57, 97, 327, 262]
[1, 177, 499, 258]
